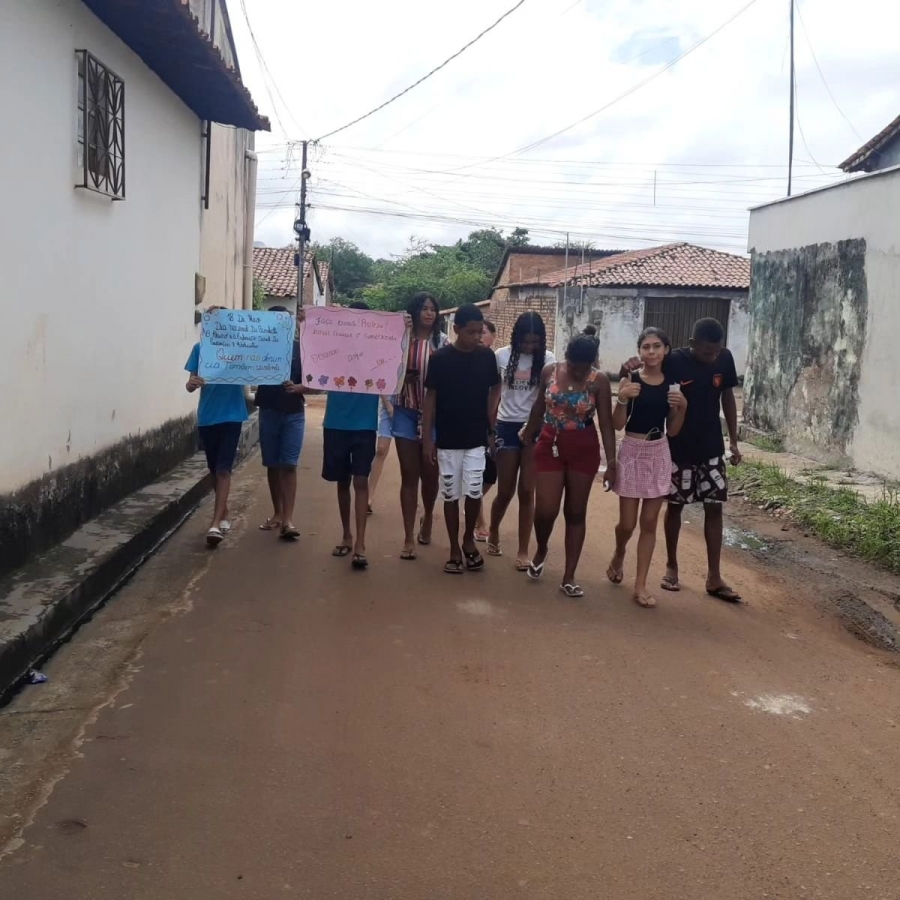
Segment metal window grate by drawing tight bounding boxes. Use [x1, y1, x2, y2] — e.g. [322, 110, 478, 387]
[76, 50, 125, 200]
[644, 297, 731, 349]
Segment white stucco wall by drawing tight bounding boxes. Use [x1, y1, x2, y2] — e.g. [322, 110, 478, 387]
[748, 167, 900, 477]
[0, 0, 204, 493]
[727, 297, 750, 376]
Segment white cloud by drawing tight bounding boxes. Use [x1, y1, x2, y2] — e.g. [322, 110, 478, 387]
[236, 0, 899, 259]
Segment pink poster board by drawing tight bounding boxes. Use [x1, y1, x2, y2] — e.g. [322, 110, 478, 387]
[299, 307, 409, 395]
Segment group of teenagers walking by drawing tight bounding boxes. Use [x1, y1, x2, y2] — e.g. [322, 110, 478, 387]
[185, 290, 744, 609]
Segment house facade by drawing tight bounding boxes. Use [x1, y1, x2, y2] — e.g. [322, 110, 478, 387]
[745, 157, 900, 478]
[0, 0, 268, 577]
[252, 247, 325, 311]
[491, 244, 750, 375]
[487, 246, 624, 350]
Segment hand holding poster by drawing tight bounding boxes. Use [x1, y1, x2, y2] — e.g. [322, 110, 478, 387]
[199, 308, 295, 385]
[299, 307, 409, 395]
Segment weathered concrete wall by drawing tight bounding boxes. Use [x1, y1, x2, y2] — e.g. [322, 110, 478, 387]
[744, 241, 868, 463]
[747, 165, 900, 478]
[728, 295, 750, 376]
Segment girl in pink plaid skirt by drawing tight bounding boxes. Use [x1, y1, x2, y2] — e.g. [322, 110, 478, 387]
[607, 328, 687, 608]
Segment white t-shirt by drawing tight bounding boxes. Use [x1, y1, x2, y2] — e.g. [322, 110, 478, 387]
[495, 345, 557, 423]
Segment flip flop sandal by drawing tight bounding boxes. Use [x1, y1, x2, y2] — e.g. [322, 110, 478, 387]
[351, 554, 369, 570]
[332, 544, 352, 557]
[634, 594, 657, 608]
[560, 583, 585, 598]
[367, 504, 374, 516]
[486, 542, 502, 557]
[660, 575, 681, 592]
[527, 560, 545, 580]
[400, 549, 417, 561]
[707, 585, 743, 603]
[464, 550, 486, 571]
[444, 559, 464, 575]
[220, 519, 232, 534]
[259, 518, 282, 531]
[280, 524, 301, 540]
[474, 531, 489, 543]
[515, 559, 531, 572]
[206, 528, 223, 547]
[417, 517, 432, 546]
[606, 565, 624, 585]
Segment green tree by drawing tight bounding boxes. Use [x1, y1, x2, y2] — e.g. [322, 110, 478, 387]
[456, 227, 531, 277]
[310, 237, 375, 300]
[252, 277, 266, 311]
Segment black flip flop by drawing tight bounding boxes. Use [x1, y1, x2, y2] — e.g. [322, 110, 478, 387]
[351, 554, 369, 570]
[332, 544, 352, 557]
[464, 550, 485, 572]
[400, 549, 417, 561]
[444, 559, 464, 575]
[707, 585, 742, 603]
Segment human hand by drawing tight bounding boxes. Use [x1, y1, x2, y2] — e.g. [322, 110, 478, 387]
[206, 305, 223, 313]
[423, 438, 437, 465]
[295, 308, 306, 325]
[402, 312, 413, 330]
[728, 443, 743, 466]
[618, 356, 641, 379]
[667, 390, 687, 412]
[284, 380, 301, 395]
[187, 374, 205, 391]
[618, 381, 641, 402]
[603, 460, 618, 492]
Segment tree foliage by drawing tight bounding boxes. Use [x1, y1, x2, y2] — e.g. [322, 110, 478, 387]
[310, 237, 375, 302]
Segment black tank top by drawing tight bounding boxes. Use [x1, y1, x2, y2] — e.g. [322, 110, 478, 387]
[625, 372, 669, 436]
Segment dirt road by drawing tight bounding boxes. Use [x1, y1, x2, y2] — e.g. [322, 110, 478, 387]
[1, 407, 899, 899]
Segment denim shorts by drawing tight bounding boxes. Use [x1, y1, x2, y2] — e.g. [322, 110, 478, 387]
[199, 421, 243, 474]
[496, 421, 528, 452]
[391, 405, 436, 442]
[259, 409, 305, 468]
[378, 403, 393, 439]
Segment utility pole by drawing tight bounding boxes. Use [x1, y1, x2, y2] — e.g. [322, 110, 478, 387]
[563, 232, 569, 313]
[787, 0, 795, 196]
[294, 140, 311, 312]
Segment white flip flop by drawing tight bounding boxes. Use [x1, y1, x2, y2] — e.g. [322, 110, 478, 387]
[206, 527, 223, 547]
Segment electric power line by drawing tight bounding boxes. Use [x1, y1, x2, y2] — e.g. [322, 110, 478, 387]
[314, 0, 527, 141]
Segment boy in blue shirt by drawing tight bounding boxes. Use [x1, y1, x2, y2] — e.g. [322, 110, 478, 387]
[185, 317, 248, 546]
[322, 302, 380, 569]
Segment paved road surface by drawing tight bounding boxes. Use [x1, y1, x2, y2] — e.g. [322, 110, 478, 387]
[1, 406, 899, 899]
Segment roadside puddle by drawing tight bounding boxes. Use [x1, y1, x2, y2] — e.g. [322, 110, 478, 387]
[723, 525, 768, 552]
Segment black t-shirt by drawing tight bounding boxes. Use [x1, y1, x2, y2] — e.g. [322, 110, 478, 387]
[664, 347, 738, 464]
[255, 342, 305, 414]
[425, 345, 500, 449]
[625, 372, 669, 436]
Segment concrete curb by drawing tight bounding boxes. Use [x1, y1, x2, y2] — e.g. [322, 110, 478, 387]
[0, 414, 259, 701]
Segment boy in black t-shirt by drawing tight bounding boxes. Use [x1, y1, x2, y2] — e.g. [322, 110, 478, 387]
[423, 304, 501, 575]
[623, 317, 743, 602]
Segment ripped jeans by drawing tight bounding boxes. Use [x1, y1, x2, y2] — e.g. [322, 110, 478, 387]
[437, 448, 486, 502]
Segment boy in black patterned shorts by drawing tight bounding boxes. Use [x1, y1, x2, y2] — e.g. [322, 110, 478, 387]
[623, 318, 743, 601]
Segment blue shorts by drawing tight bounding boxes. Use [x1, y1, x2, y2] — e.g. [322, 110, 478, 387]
[199, 421, 243, 474]
[378, 403, 393, 439]
[496, 420, 528, 452]
[259, 409, 305, 468]
[391, 405, 435, 442]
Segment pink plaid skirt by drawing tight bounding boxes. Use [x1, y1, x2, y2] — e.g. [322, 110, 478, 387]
[614, 435, 672, 499]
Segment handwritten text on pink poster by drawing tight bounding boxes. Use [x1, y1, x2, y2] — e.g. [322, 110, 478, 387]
[299, 307, 409, 395]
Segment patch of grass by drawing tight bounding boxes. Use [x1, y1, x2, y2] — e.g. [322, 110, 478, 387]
[747, 433, 785, 453]
[733, 461, 900, 574]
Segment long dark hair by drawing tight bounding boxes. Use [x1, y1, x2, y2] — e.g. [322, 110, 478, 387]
[637, 326, 671, 350]
[407, 291, 442, 348]
[566, 334, 600, 365]
[507, 312, 547, 389]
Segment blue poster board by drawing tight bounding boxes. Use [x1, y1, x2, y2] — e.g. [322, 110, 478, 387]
[199, 308, 295, 385]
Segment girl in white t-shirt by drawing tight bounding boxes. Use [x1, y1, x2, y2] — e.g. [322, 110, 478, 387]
[487, 312, 556, 570]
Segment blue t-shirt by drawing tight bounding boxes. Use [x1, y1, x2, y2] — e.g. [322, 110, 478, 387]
[323, 392, 379, 432]
[185, 344, 249, 427]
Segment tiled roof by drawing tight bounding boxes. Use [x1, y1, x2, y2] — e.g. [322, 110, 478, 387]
[317, 260, 331, 286]
[253, 248, 316, 298]
[81, 0, 269, 130]
[839, 113, 900, 173]
[516, 243, 750, 290]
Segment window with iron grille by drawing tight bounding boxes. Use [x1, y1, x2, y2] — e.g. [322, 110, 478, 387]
[76, 51, 125, 200]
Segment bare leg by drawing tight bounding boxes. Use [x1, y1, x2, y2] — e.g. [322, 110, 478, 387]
[444, 500, 462, 562]
[532, 471, 565, 568]
[211, 472, 231, 528]
[353, 475, 369, 556]
[463, 496, 482, 556]
[489, 450, 520, 549]
[368, 437, 392, 507]
[516, 445, 536, 562]
[635, 498, 665, 605]
[609, 497, 638, 582]
[419, 445, 438, 543]
[703, 502, 740, 600]
[280, 466, 298, 527]
[266, 468, 282, 523]
[476, 484, 492, 535]
[395, 437, 422, 554]
[336, 480, 353, 548]
[562, 470, 595, 585]
[663, 503, 683, 588]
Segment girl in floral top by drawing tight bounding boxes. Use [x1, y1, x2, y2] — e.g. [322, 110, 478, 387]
[520, 334, 617, 597]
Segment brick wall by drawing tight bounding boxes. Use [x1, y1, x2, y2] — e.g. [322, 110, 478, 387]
[488, 287, 557, 352]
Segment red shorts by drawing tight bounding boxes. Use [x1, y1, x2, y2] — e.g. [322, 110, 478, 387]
[534, 424, 601, 476]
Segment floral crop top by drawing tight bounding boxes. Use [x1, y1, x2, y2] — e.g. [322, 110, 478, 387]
[543, 365, 598, 431]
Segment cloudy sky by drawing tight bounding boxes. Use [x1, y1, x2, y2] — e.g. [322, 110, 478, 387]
[231, 0, 898, 259]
